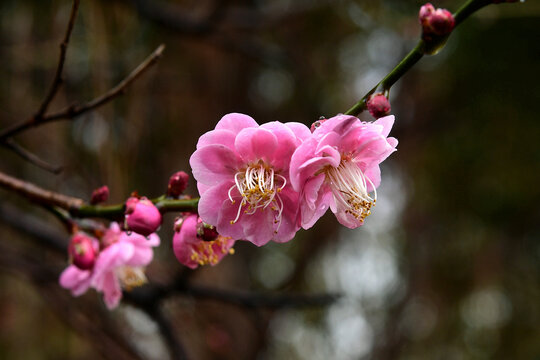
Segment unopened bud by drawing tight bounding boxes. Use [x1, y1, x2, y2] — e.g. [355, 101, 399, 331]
[310, 117, 327, 132]
[167, 171, 189, 197]
[125, 196, 162, 237]
[90, 186, 109, 205]
[68, 233, 98, 270]
[367, 93, 391, 119]
[196, 218, 219, 241]
[419, 3, 455, 38]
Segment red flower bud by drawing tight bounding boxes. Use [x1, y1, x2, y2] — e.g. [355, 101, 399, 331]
[367, 93, 391, 119]
[310, 117, 327, 133]
[419, 3, 455, 38]
[68, 233, 98, 270]
[167, 171, 189, 197]
[90, 185, 109, 205]
[124, 196, 162, 237]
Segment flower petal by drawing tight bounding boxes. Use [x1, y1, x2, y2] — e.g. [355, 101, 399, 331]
[215, 113, 258, 134]
[190, 144, 241, 186]
[234, 127, 278, 163]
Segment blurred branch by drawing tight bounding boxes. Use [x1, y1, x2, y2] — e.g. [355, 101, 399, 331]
[146, 306, 189, 360]
[0, 170, 84, 210]
[2, 138, 63, 174]
[36, 0, 80, 118]
[0, 170, 198, 221]
[0, 44, 166, 141]
[345, 0, 519, 116]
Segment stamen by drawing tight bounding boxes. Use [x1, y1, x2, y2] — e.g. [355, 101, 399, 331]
[116, 266, 147, 291]
[326, 160, 377, 224]
[229, 162, 286, 233]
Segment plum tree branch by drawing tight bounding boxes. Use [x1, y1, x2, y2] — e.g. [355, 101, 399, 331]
[0, 44, 166, 141]
[344, 0, 519, 116]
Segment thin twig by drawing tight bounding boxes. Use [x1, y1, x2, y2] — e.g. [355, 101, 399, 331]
[0, 170, 84, 210]
[2, 138, 63, 174]
[0, 44, 166, 141]
[35, 0, 80, 118]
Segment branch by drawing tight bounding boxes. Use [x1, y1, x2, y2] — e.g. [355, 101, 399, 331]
[0, 170, 84, 210]
[2, 138, 63, 174]
[0, 170, 198, 221]
[35, 0, 80, 118]
[344, 0, 515, 116]
[0, 44, 166, 141]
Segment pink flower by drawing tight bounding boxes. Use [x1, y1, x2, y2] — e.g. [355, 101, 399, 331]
[125, 196, 162, 237]
[290, 114, 398, 229]
[190, 113, 311, 246]
[173, 215, 235, 269]
[59, 223, 160, 309]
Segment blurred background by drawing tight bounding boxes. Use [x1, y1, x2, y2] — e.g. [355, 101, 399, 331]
[1, 0, 539, 359]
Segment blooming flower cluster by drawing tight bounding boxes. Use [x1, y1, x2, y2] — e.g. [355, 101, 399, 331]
[60, 111, 397, 309]
[190, 112, 398, 245]
[60, 223, 160, 309]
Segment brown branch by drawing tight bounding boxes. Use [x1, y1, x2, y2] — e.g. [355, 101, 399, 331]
[0, 44, 166, 141]
[2, 138, 63, 174]
[0, 170, 84, 210]
[35, 0, 80, 119]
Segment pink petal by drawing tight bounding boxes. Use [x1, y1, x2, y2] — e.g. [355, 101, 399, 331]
[234, 127, 278, 163]
[190, 144, 241, 186]
[101, 271, 122, 310]
[59, 265, 93, 296]
[242, 208, 274, 246]
[215, 113, 258, 134]
[285, 122, 312, 142]
[197, 129, 236, 150]
[373, 115, 395, 138]
[198, 182, 234, 228]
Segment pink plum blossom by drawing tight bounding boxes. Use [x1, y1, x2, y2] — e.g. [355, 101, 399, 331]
[190, 113, 311, 246]
[290, 114, 398, 229]
[124, 196, 162, 237]
[173, 214, 235, 269]
[59, 222, 160, 310]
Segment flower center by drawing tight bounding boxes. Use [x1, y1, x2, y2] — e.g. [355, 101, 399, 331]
[228, 161, 286, 233]
[325, 160, 377, 224]
[116, 266, 147, 291]
[190, 236, 235, 266]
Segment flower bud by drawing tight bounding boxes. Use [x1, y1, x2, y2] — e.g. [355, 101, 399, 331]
[90, 185, 109, 205]
[310, 116, 327, 133]
[367, 93, 391, 119]
[196, 218, 219, 242]
[167, 171, 189, 197]
[68, 233, 98, 270]
[419, 3, 455, 38]
[125, 196, 162, 237]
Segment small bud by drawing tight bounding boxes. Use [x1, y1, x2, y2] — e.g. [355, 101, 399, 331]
[419, 3, 455, 38]
[196, 218, 219, 241]
[367, 93, 391, 119]
[124, 196, 162, 237]
[167, 171, 189, 197]
[310, 117, 327, 132]
[90, 186, 109, 205]
[68, 233, 98, 270]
